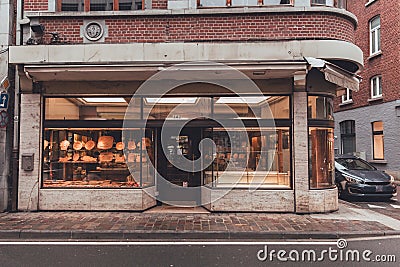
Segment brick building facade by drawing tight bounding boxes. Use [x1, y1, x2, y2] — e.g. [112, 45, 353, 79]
[334, 0, 400, 178]
[9, 0, 362, 212]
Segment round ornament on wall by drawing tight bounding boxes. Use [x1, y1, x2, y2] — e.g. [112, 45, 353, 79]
[84, 22, 104, 41]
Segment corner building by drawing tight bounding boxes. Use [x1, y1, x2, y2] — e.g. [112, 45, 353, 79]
[10, 0, 362, 213]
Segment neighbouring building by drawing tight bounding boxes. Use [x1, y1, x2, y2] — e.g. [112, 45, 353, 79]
[9, 0, 362, 213]
[334, 0, 400, 179]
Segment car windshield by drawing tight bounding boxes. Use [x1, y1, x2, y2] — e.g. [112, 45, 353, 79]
[335, 158, 376, 171]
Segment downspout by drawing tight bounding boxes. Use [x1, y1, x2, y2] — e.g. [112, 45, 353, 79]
[11, 0, 23, 211]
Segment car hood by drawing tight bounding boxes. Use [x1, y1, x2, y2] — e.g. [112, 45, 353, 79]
[339, 169, 390, 182]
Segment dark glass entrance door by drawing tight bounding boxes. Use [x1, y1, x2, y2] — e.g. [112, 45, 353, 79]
[156, 127, 202, 206]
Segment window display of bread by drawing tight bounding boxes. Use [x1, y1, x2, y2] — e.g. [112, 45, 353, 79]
[43, 179, 140, 188]
[73, 141, 83, 150]
[59, 156, 71, 162]
[85, 140, 96, 150]
[44, 128, 155, 189]
[97, 136, 114, 150]
[73, 153, 80, 162]
[128, 140, 136, 150]
[99, 152, 113, 162]
[127, 153, 137, 162]
[115, 142, 124, 150]
[115, 154, 125, 163]
[60, 140, 70, 150]
[81, 155, 97, 162]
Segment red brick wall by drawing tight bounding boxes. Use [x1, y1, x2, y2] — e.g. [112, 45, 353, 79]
[334, 0, 400, 112]
[24, 0, 48, 11]
[39, 12, 355, 44]
[152, 0, 168, 9]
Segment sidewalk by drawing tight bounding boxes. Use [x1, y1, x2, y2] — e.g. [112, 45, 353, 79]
[0, 201, 398, 240]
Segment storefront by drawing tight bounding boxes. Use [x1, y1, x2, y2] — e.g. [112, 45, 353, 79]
[9, 42, 362, 212]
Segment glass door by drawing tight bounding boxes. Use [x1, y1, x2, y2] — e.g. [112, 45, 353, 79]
[156, 127, 203, 206]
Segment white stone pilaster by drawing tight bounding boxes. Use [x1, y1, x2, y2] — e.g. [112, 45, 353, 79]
[293, 90, 310, 213]
[18, 94, 41, 211]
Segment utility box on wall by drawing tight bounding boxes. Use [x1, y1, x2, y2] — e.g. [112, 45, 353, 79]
[22, 153, 34, 171]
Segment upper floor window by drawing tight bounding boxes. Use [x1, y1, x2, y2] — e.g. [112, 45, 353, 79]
[199, 0, 293, 8]
[341, 88, 352, 104]
[372, 121, 384, 160]
[369, 16, 381, 55]
[58, 0, 143, 12]
[371, 75, 382, 98]
[311, 0, 334, 6]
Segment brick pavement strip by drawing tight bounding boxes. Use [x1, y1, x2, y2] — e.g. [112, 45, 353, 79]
[0, 211, 397, 240]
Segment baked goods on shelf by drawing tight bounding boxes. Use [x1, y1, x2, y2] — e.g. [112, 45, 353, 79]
[85, 140, 96, 150]
[97, 136, 114, 150]
[60, 140, 70, 150]
[81, 155, 97, 162]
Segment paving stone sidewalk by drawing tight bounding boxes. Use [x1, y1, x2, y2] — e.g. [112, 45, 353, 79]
[0, 206, 398, 240]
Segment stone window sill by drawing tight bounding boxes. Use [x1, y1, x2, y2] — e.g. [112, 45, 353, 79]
[368, 51, 382, 60]
[369, 159, 387, 164]
[365, 0, 378, 7]
[339, 100, 353, 106]
[368, 96, 383, 102]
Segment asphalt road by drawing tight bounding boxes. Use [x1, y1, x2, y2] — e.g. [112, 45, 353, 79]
[340, 185, 400, 221]
[0, 236, 399, 267]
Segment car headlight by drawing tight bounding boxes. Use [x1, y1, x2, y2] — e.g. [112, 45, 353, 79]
[389, 175, 395, 183]
[343, 174, 363, 184]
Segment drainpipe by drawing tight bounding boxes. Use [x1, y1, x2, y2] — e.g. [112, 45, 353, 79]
[11, 0, 23, 211]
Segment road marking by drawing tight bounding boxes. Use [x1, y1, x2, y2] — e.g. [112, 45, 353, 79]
[367, 204, 385, 209]
[0, 241, 338, 246]
[390, 204, 400, 209]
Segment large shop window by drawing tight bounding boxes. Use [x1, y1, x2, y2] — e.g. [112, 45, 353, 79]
[43, 128, 155, 188]
[340, 120, 356, 155]
[43, 96, 291, 189]
[204, 127, 291, 188]
[308, 95, 335, 189]
[43, 97, 154, 188]
[372, 121, 384, 160]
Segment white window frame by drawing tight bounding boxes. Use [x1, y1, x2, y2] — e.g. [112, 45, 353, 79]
[341, 88, 352, 103]
[369, 16, 381, 56]
[370, 75, 382, 99]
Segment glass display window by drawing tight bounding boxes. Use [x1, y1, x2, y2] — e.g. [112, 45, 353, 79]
[204, 127, 291, 188]
[42, 128, 155, 188]
[308, 127, 335, 189]
[45, 97, 141, 120]
[308, 96, 333, 120]
[213, 96, 290, 119]
[143, 97, 211, 120]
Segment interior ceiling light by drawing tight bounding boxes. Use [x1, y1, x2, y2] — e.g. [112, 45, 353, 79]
[81, 97, 127, 103]
[215, 96, 270, 104]
[145, 98, 198, 104]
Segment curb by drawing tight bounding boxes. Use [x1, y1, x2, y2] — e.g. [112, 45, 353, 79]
[1, 230, 399, 240]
